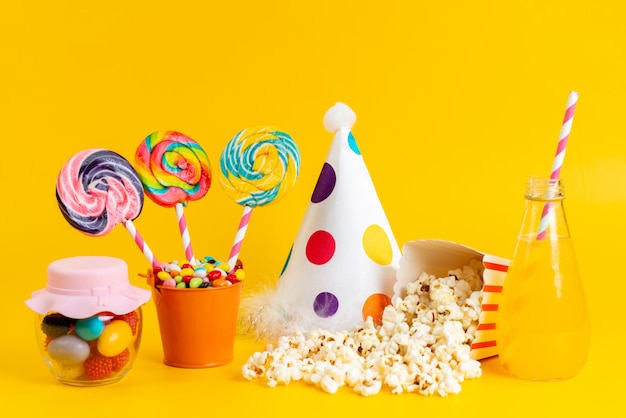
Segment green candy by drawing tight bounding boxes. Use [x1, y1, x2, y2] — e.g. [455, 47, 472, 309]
[189, 277, 204, 288]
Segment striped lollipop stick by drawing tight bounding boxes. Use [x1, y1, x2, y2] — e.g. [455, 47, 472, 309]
[536, 91, 578, 240]
[134, 131, 212, 266]
[219, 127, 300, 272]
[55, 148, 161, 270]
[226, 206, 253, 271]
[176, 202, 197, 265]
[124, 219, 161, 269]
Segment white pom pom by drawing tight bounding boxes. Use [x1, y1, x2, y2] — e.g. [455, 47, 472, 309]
[323, 102, 356, 133]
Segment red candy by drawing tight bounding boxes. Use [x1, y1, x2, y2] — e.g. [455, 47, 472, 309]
[208, 270, 222, 280]
[111, 348, 130, 372]
[83, 354, 113, 380]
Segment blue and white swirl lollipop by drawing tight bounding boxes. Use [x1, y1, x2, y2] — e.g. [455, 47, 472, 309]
[219, 126, 300, 269]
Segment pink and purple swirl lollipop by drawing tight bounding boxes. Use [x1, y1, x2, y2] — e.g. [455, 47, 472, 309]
[56, 148, 159, 268]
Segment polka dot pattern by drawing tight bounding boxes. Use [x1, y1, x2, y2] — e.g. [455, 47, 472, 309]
[313, 292, 339, 317]
[306, 230, 335, 265]
[362, 293, 391, 325]
[311, 163, 336, 203]
[347, 132, 361, 155]
[362, 224, 393, 265]
[278, 122, 400, 329]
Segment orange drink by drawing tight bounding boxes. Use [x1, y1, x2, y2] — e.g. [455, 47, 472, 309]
[497, 236, 590, 380]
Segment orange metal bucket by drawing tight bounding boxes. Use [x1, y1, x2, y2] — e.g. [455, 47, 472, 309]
[151, 281, 242, 368]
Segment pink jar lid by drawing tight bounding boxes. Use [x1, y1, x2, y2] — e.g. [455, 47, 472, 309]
[25, 256, 151, 318]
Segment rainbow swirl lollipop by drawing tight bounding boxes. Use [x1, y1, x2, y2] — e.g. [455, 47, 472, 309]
[135, 131, 212, 264]
[219, 126, 300, 207]
[56, 148, 159, 268]
[134, 131, 212, 207]
[219, 126, 300, 270]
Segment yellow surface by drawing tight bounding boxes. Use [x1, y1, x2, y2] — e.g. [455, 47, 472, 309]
[1, 0, 625, 415]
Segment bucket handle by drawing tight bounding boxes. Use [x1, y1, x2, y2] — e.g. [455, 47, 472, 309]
[139, 270, 162, 306]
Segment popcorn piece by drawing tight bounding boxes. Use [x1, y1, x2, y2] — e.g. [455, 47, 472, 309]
[241, 262, 485, 397]
[320, 375, 340, 394]
[353, 368, 382, 397]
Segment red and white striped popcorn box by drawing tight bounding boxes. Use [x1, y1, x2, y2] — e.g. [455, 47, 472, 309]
[393, 239, 510, 360]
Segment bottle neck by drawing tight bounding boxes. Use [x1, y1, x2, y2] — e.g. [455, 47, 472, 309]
[525, 175, 565, 202]
[519, 175, 569, 239]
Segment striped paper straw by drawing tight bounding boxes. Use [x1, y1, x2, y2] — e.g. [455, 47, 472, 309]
[227, 205, 253, 271]
[175, 203, 197, 265]
[536, 91, 578, 240]
[124, 219, 160, 269]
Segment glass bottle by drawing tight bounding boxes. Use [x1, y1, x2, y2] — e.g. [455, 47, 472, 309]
[497, 175, 590, 380]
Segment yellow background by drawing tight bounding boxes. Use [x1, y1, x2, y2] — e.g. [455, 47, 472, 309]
[1, 0, 624, 415]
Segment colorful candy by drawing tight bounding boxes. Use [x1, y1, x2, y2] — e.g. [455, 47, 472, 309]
[135, 130, 212, 264]
[134, 130, 212, 207]
[218, 126, 300, 207]
[55, 149, 160, 268]
[75, 316, 105, 341]
[219, 126, 300, 269]
[39, 309, 141, 382]
[189, 277, 203, 288]
[97, 320, 133, 357]
[47, 335, 90, 366]
[151, 256, 244, 289]
[56, 149, 145, 236]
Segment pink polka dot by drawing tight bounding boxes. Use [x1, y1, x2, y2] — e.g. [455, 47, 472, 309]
[306, 230, 335, 265]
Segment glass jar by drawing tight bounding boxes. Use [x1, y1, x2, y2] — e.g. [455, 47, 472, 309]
[26, 256, 151, 386]
[497, 175, 590, 380]
[34, 308, 143, 386]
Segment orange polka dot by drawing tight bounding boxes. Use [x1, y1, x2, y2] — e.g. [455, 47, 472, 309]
[362, 293, 391, 325]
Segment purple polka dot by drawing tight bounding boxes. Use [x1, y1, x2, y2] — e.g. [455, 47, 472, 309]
[348, 132, 361, 155]
[313, 292, 339, 317]
[311, 163, 336, 203]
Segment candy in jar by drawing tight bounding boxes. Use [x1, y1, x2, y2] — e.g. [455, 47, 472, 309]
[25, 256, 151, 386]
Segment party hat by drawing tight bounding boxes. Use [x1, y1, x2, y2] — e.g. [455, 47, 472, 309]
[245, 102, 402, 340]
